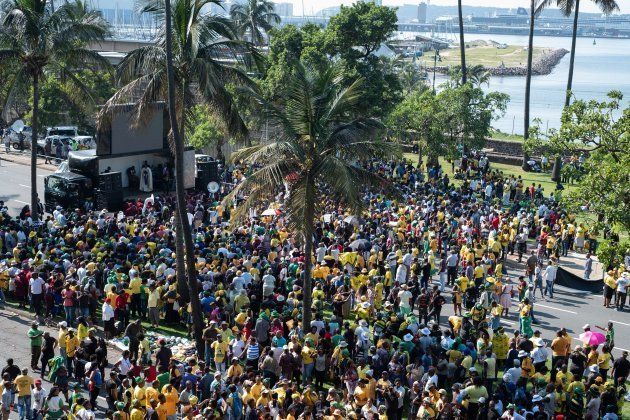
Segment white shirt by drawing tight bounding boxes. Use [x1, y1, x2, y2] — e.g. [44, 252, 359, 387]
[398, 290, 413, 308]
[616, 277, 629, 293]
[423, 373, 438, 391]
[29, 277, 46, 295]
[32, 387, 48, 410]
[532, 346, 549, 364]
[102, 303, 115, 321]
[544, 265, 558, 282]
[230, 338, 246, 358]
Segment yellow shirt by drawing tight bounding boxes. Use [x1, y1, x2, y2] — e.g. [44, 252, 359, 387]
[130, 408, 144, 420]
[160, 386, 179, 416]
[145, 386, 158, 408]
[66, 335, 80, 357]
[58, 329, 68, 349]
[211, 340, 229, 362]
[134, 385, 146, 405]
[14, 374, 33, 397]
[129, 277, 142, 294]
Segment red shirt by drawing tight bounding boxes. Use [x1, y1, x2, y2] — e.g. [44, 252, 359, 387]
[115, 293, 129, 310]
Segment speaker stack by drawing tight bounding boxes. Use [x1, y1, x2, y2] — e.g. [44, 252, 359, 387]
[195, 159, 219, 191]
[95, 171, 123, 211]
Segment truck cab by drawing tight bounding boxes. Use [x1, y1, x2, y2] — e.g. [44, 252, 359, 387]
[44, 172, 93, 212]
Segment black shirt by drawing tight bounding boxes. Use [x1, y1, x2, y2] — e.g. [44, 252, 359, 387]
[613, 357, 630, 378]
[1, 364, 20, 380]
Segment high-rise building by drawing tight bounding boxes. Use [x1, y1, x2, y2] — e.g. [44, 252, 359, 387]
[417, 2, 427, 23]
[274, 2, 293, 17]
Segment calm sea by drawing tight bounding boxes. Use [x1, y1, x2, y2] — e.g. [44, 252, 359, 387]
[417, 33, 630, 135]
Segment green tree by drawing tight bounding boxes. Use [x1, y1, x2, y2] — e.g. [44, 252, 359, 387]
[228, 62, 400, 326]
[439, 84, 508, 158]
[263, 23, 327, 100]
[525, 91, 630, 234]
[387, 89, 444, 166]
[187, 104, 226, 160]
[230, 0, 280, 46]
[0, 0, 110, 220]
[33, 70, 115, 131]
[324, 2, 398, 60]
[537, 0, 619, 107]
[103, 0, 257, 350]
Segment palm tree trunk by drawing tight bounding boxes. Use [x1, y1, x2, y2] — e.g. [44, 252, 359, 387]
[523, 0, 535, 170]
[301, 177, 315, 328]
[31, 73, 39, 222]
[164, 0, 204, 353]
[457, 0, 467, 84]
[565, 0, 580, 108]
[174, 215, 189, 301]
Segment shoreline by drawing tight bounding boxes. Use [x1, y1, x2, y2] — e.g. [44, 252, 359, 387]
[434, 47, 569, 77]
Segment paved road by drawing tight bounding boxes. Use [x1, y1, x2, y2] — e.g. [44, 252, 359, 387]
[0, 307, 120, 419]
[0, 158, 52, 215]
[437, 274, 630, 354]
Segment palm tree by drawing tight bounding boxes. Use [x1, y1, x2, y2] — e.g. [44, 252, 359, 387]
[0, 0, 110, 220]
[227, 62, 400, 326]
[523, 0, 539, 170]
[537, 0, 619, 108]
[103, 0, 256, 350]
[457, 0, 467, 84]
[230, 0, 280, 46]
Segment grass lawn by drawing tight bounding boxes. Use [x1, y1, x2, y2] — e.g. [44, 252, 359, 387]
[403, 153, 575, 197]
[489, 129, 524, 143]
[431, 43, 552, 68]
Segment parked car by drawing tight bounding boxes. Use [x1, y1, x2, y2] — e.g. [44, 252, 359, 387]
[37, 126, 95, 155]
[4, 126, 33, 150]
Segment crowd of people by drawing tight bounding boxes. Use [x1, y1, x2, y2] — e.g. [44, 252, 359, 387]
[0, 154, 628, 420]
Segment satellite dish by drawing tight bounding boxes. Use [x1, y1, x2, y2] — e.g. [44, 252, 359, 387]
[207, 181, 219, 193]
[11, 119, 25, 133]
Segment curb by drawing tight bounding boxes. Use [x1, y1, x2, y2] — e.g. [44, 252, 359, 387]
[0, 152, 57, 170]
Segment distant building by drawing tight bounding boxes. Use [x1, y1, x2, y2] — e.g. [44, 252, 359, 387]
[417, 2, 427, 24]
[274, 2, 293, 18]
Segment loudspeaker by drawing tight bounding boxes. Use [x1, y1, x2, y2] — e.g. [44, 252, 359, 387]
[197, 160, 218, 182]
[95, 189, 124, 211]
[98, 172, 122, 192]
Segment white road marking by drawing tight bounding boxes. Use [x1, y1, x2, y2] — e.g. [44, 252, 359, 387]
[609, 320, 630, 327]
[535, 303, 578, 314]
[614, 346, 630, 352]
[18, 184, 31, 189]
[13, 199, 29, 205]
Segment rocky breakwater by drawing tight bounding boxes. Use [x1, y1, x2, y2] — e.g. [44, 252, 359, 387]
[435, 48, 569, 77]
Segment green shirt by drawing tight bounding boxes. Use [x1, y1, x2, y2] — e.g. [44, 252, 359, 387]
[28, 328, 43, 347]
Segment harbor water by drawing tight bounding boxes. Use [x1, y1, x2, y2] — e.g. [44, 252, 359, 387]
[417, 33, 630, 135]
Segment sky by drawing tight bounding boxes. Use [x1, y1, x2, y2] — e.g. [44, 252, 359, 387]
[288, 0, 630, 16]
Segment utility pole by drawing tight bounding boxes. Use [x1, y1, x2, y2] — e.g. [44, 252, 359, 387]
[432, 48, 440, 92]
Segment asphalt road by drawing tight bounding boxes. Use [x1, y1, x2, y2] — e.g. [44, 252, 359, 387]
[437, 274, 630, 354]
[0, 158, 52, 215]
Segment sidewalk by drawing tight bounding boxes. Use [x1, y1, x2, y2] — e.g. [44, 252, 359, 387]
[0, 149, 58, 171]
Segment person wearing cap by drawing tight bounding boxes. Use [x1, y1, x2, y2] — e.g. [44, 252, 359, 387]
[31, 378, 47, 419]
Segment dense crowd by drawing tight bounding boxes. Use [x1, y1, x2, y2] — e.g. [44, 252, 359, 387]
[0, 154, 628, 420]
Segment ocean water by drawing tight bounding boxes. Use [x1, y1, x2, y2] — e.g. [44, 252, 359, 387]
[418, 33, 630, 135]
